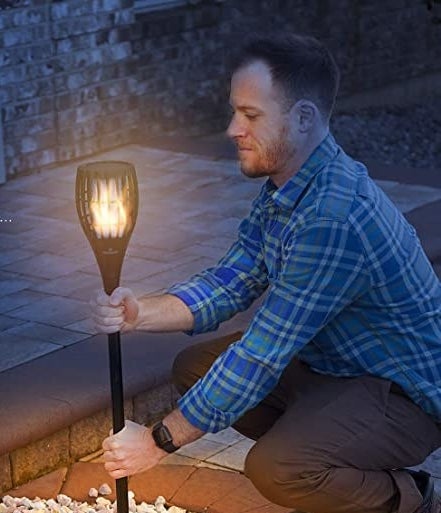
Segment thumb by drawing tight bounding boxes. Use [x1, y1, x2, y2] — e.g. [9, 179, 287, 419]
[109, 287, 133, 306]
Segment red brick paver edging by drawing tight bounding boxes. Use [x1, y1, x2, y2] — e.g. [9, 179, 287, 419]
[4, 463, 292, 513]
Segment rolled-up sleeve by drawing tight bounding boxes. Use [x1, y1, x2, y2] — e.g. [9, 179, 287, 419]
[176, 219, 371, 432]
[168, 196, 269, 333]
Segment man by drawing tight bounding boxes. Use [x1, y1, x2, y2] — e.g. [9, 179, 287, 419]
[92, 34, 441, 513]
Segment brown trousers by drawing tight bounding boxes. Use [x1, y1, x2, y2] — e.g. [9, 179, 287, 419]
[172, 332, 441, 513]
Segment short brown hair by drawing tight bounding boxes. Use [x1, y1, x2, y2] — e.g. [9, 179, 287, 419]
[232, 33, 340, 122]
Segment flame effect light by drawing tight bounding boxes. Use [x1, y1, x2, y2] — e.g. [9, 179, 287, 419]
[90, 178, 128, 239]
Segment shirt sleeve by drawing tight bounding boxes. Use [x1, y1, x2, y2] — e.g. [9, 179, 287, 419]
[177, 219, 371, 432]
[167, 195, 269, 333]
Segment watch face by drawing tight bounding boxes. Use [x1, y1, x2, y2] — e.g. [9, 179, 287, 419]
[152, 422, 178, 453]
[156, 424, 172, 445]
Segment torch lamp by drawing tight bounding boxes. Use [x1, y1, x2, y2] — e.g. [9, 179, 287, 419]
[76, 161, 138, 513]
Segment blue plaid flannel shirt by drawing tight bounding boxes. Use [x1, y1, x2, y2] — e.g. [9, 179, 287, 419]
[168, 133, 441, 432]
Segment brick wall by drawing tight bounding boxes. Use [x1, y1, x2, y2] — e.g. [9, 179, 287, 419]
[0, 0, 140, 178]
[1, 0, 440, 179]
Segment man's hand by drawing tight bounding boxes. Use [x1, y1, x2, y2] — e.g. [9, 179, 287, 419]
[91, 287, 140, 333]
[91, 288, 194, 334]
[102, 420, 167, 478]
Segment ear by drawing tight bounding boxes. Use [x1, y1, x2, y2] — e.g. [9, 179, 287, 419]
[293, 100, 318, 133]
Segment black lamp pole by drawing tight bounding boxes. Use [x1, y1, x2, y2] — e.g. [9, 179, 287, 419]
[76, 161, 139, 513]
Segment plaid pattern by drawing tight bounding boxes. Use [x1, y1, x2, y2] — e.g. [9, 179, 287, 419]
[168, 133, 441, 432]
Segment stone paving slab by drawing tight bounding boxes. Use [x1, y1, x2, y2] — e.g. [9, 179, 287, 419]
[175, 438, 227, 462]
[0, 315, 26, 331]
[0, 290, 50, 315]
[0, 332, 61, 373]
[205, 438, 256, 473]
[0, 271, 43, 298]
[6, 296, 89, 328]
[3, 321, 90, 346]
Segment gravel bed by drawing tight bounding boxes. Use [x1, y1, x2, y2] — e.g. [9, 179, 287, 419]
[331, 94, 441, 170]
[1, 491, 194, 513]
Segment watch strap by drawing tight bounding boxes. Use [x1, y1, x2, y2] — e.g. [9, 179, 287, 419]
[152, 421, 179, 453]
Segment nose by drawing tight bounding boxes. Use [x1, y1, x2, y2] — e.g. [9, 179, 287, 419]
[226, 113, 246, 140]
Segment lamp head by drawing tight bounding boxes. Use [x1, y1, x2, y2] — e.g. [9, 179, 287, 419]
[76, 161, 138, 294]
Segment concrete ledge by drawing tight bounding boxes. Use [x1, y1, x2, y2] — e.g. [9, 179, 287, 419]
[0, 329, 244, 493]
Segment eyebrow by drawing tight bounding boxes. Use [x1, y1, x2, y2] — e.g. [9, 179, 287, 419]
[230, 104, 264, 114]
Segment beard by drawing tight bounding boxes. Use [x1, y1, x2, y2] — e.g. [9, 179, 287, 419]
[238, 126, 295, 179]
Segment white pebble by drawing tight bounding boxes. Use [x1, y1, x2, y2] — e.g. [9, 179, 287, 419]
[2, 498, 15, 508]
[88, 489, 98, 499]
[154, 497, 165, 508]
[0, 505, 8, 513]
[136, 503, 156, 513]
[98, 484, 112, 496]
[129, 499, 137, 513]
[167, 508, 186, 513]
[95, 499, 110, 507]
[128, 491, 135, 501]
[46, 499, 59, 510]
[75, 503, 90, 513]
[57, 496, 72, 508]
[17, 498, 32, 508]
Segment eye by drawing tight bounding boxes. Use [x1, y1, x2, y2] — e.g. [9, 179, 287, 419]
[245, 113, 259, 121]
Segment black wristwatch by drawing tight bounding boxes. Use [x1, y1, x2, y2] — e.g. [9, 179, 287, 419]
[151, 421, 179, 453]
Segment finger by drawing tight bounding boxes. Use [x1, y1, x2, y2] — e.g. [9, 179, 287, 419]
[104, 460, 121, 472]
[102, 438, 111, 451]
[94, 323, 124, 334]
[103, 449, 122, 462]
[95, 290, 111, 306]
[102, 437, 118, 451]
[92, 305, 125, 318]
[108, 468, 129, 479]
[109, 287, 134, 306]
[102, 451, 114, 462]
[92, 312, 124, 325]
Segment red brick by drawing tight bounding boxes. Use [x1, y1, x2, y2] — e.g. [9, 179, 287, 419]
[129, 464, 196, 504]
[207, 475, 275, 513]
[6, 467, 67, 500]
[61, 462, 116, 502]
[170, 467, 250, 513]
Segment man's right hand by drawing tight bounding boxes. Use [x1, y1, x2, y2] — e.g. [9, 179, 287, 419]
[91, 287, 140, 333]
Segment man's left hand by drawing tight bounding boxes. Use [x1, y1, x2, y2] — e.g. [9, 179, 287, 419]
[102, 420, 167, 478]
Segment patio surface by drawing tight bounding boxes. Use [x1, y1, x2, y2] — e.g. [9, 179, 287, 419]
[1, 134, 441, 510]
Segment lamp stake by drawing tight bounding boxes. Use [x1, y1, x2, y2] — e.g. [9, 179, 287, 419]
[76, 161, 139, 513]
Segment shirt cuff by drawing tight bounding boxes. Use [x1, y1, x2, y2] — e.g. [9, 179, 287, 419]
[177, 380, 237, 433]
[167, 282, 220, 334]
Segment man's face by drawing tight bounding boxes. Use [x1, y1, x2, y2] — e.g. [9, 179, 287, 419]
[227, 60, 297, 183]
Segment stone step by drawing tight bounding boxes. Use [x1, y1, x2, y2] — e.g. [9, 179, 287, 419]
[0, 328, 245, 494]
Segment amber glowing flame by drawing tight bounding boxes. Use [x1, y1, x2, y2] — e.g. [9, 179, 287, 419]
[90, 178, 127, 239]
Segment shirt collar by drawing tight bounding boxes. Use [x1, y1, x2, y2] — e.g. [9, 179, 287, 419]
[267, 132, 339, 210]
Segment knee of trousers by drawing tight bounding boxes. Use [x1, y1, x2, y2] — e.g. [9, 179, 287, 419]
[244, 440, 328, 507]
[171, 345, 204, 396]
